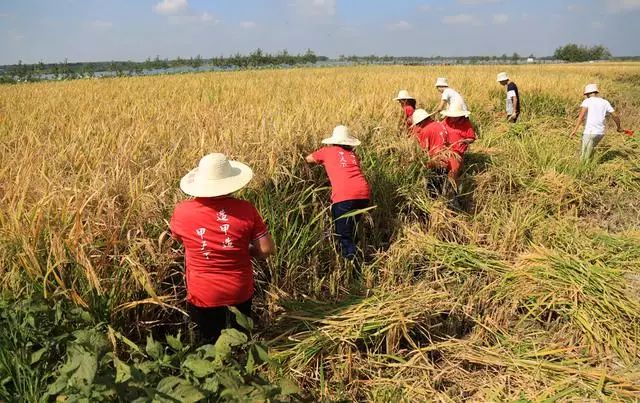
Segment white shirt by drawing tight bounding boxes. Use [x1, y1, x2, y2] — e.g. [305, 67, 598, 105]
[581, 97, 614, 135]
[441, 88, 468, 112]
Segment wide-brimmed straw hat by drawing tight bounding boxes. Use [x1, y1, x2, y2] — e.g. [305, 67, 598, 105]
[435, 77, 449, 87]
[584, 83, 599, 95]
[321, 125, 361, 146]
[441, 104, 471, 118]
[496, 72, 509, 82]
[180, 153, 253, 197]
[411, 109, 435, 126]
[394, 90, 415, 101]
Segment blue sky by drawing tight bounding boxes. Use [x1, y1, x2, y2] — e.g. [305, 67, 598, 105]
[0, 0, 638, 64]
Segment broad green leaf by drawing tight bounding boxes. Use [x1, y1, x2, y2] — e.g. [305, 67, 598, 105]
[155, 376, 204, 403]
[253, 343, 270, 363]
[183, 357, 217, 378]
[146, 335, 163, 360]
[166, 334, 183, 351]
[196, 344, 217, 359]
[30, 347, 47, 364]
[279, 378, 301, 395]
[245, 348, 256, 374]
[228, 306, 253, 331]
[214, 329, 247, 358]
[114, 357, 132, 383]
[63, 345, 98, 386]
[201, 376, 220, 393]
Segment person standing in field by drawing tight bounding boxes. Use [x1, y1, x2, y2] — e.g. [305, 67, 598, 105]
[497, 72, 520, 122]
[432, 77, 468, 116]
[570, 84, 623, 160]
[394, 90, 417, 129]
[305, 125, 370, 262]
[441, 105, 476, 185]
[170, 153, 275, 344]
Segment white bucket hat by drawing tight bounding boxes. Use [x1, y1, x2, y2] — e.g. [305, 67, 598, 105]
[180, 153, 253, 197]
[321, 125, 361, 146]
[441, 104, 471, 118]
[435, 77, 449, 87]
[394, 90, 415, 101]
[411, 109, 435, 126]
[584, 83, 599, 94]
[496, 72, 509, 82]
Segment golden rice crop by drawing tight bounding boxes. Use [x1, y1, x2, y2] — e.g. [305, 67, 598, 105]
[1, 63, 640, 400]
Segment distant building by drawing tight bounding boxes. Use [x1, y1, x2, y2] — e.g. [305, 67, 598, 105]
[527, 57, 535, 63]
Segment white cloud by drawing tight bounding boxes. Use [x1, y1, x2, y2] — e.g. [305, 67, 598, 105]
[387, 20, 413, 31]
[239, 20, 257, 29]
[168, 12, 218, 25]
[442, 14, 480, 24]
[604, 0, 640, 12]
[289, 0, 336, 17]
[153, 0, 188, 15]
[492, 13, 508, 24]
[88, 20, 113, 30]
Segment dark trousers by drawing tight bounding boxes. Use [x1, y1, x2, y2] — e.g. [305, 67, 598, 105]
[187, 298, 252, 345]
[331, 199, 369, 260]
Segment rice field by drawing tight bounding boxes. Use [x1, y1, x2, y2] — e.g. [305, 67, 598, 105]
[1, 63, 640, 401]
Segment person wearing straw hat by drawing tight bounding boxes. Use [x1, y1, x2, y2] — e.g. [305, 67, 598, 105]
[441, 105, 476, 184]
[170, 153, 275, 344]
[394, 90, 417, 129]
[305, 125, 370, 261]
[497, 72, 521, 123]
[411, 108, 456, 196]
[432, 77, 468, 116]
[570, 84, 623, 160]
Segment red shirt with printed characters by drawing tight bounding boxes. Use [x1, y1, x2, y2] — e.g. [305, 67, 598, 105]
[170, 197, 268, 308]
[311, 146, 371, 203]
[443, 117, 476, 155]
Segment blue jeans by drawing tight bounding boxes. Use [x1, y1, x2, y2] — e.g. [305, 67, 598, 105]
[331, 199, 369, 260]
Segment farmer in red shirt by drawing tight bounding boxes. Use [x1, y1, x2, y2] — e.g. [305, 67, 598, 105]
[394, 90, 417, 129]
[411, 108, 459, 195]
[305, 125, 370, 261]
[441, 105, 476, 182]
[170, 153, 275, 343]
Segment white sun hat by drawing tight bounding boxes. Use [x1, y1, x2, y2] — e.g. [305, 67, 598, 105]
[435, 77, 449, 87]
[411, 108, 435, 126]
[441, 103, 471, 118]
[394, 89, 415, 101]
[321, 125, 361, 146]
[180, 153, 253, 197]
[496, 72, 509, 82]
[584, 83, 599, 94]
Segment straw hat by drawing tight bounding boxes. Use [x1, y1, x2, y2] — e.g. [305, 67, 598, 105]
[394, 90, 415, 101]
[411, 109, 435, 126]
[441, 104, 471, 118]
[496, 72, 509, 82]
[180, 153, 253, 197]
[321, 125, 361, 146]
[584, 83, 599, 95]
[435, 77, 449, 87]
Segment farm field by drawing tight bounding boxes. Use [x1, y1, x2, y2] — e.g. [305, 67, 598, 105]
[1, 63, 640, 401]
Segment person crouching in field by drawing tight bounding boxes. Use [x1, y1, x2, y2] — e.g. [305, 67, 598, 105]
[305, 125, 371, 262]
[497, 72, 520, 123]
[432, 77, 469, 116]
[570, 84, 623, 161]
[441, 105, 476, 186]
[394, 90, 417, 129]
[411, 108, 456, 196]
[170, 153, 275, 344]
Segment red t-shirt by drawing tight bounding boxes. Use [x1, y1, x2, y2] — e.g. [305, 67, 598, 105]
[311, 146, 371, 203]
[170, 197, 268, 308]
[414, 120, 448, 157]
[403, 105, 415, 128]
[444, 118, 476, 155]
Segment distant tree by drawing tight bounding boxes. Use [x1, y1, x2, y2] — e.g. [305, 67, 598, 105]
[511, 52, 520, 63]
[553, 43, 611, 62]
